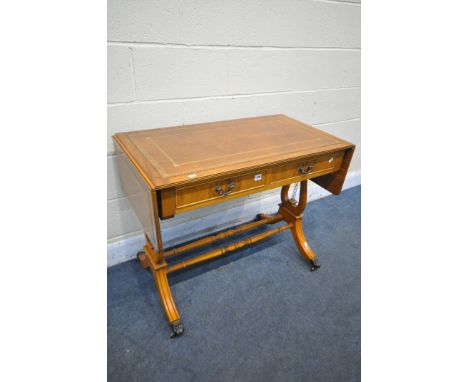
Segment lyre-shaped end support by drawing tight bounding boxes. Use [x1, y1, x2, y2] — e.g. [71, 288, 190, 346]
[279, 180, 320, 268]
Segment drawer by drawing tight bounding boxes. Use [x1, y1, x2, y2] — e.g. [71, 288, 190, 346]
[176, 171, 267, 209]
[270, 151, 344, 184]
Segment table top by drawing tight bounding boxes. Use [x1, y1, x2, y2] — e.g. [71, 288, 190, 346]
[113, 115, 354, 189]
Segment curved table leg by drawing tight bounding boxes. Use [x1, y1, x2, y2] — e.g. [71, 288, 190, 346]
[137, 245, 184, 337]
[153, 267, 184, 337]
[278, 180, 321, 271]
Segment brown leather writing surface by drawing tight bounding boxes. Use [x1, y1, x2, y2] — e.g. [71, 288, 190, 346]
[113, 114, 353, 189]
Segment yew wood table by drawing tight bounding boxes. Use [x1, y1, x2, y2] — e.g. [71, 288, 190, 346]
[113, 115, 354, 337]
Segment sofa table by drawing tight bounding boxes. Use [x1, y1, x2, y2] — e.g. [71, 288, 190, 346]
[113, 114, 355, 337]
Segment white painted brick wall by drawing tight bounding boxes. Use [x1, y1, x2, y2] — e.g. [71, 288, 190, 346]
[107, 46, 135, 103]
[132, 48, 228, 100]
[107, 0, 361, 266]
[108, 0, 360, 48]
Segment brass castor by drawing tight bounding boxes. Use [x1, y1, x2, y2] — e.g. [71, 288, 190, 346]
[254, 213, 276, 222]
[136, 251, 149, 269]
[136, 251, 145, 261]
[254, 213, 264, 221]
[170, 320, 184, 338]
[310, 259, 321, 271]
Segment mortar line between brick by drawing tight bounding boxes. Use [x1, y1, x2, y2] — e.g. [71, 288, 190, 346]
[314, 117, 361, 126]
[107, 86, 361, 107]
[315, 0, 360, 5]
[128, 48, 137, 100]
[107, 41, 360, 51]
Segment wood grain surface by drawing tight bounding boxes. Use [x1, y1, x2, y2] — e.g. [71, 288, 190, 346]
[113, 114, 354, 189]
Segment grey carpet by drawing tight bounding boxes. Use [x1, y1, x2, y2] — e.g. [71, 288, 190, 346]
[108, 186, 360, 382]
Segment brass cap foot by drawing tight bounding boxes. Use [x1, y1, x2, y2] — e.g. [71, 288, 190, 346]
[310, 259, 321, 272]
[170, 320, 184, 338]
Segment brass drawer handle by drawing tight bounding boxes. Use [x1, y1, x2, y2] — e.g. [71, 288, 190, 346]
[298, 165, 314, 175]
[215, 182, 236, 196]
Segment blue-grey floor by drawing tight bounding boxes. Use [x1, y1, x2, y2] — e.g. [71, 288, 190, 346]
[108, 186, 360, 382]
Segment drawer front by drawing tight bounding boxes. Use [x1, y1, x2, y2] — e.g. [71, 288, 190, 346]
[270, 152, 344, 184]
[176, 171, 267, 209]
